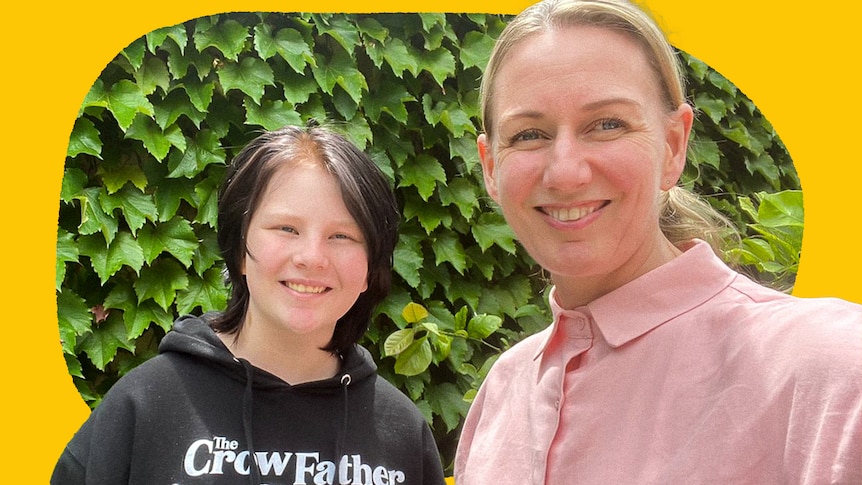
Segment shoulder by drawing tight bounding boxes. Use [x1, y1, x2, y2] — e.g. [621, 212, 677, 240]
[95, 352, 212, 410]
[368, 375, 428, 422]
[716, 281, 862, 381]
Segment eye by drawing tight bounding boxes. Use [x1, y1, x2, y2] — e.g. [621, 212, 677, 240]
[508, 128, 545, 145]
[279, 226, 298, 234]
[594, 118, 625, 131]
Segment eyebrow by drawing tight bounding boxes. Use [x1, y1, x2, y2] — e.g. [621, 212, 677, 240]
[497, 97, 643, 126]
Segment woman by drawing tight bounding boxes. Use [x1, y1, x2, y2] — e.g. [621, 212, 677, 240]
[454, 0, 861, 483]
[52, 124, 446, 484]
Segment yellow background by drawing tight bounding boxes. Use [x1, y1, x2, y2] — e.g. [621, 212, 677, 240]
[2, 0, 859, 480]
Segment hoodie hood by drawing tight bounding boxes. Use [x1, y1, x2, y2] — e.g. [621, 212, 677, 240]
[158, 313, 378, 392]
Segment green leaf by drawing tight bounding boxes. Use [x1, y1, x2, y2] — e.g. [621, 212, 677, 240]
[60, 168, 88, 203]
[438, 177, 478, 220]
[135, 259, 189, 310]
[192, 225, 223, 276]
[68, 117, 102, 158]
[147, 23, 188, 54]
[255, 24, 314, 74]
[745, 153, 781, 186]
[383, 328, 415, 356]
[477, 277, 534, 318]
[78, 231, 145, 284]
[137, 217, 199, 267]
[95, 154, 148, 194]
[217, 56, 275, 104]
[363, 78, 413, 124]
[753, 190, 804, 227]
[106, 80, 155, 131]
[403, 198, 451, 234]
[340, 113, 374, 151]
[167, 130, 225, 179]
[154, 89, 206, 130]
[311, 49, 367, 105]
[380, 38, 419, 77]
[394, 337, 433, 376]
[65, 354, 85, 379]
[121, 37, 146, 70]
[126, 115, 170, 161]
[135, 56, 171, 95]
[78, 313, 135, 370]
[176, 267, 229, 315]
[56, 228, 78, 290]
[393, 237, 424, 289]
[417, 47, 456, 87]
[722, 119, 763, 154]
[194, 175, 221, 228]
[154, 177, 197, 222]
[160, 39, 193, 79]
[402, 302, 429, 324]
[57, 289, 93, 354]
[432, 231, 467, 274]
[102, 185, 158, 236]
[694, 92, 728, 125]
[244, 98, 303, 130]
[280, 68, 319, 105]
[688, 136, 721, 170]
[425, 382, 469, 432]
[313, 14, 360, 54]
[104, 282, 174, 338]
[193, 18, 249, 61]
[459, 31, 496, 70]
[76, 187, 119, 244]
[467, 313, 503, 340]
[397, 154, 446, 201]
[471, 212, 517, 253]
[181, 78, 216, 113]
[422, 95, 476, 137]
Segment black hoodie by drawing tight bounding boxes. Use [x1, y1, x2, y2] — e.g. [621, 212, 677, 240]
[52, 315, 447, 485]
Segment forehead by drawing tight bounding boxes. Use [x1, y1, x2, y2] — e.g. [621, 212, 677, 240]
[490, 25, 663, 117]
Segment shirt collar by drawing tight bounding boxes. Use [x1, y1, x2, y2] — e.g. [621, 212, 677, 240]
[534, 239, 737, 359]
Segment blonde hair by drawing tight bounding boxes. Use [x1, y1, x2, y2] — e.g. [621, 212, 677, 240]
[481, 0, 738, 254]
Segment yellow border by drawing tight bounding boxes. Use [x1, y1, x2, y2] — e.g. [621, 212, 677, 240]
[2, 0, 859, 480]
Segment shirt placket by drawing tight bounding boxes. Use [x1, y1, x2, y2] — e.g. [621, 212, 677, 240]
[537, 311, 595, 483]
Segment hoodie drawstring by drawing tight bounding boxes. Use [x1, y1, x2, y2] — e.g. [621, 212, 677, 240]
[238, 358, 262, 485]
[335, 373, 351, 479]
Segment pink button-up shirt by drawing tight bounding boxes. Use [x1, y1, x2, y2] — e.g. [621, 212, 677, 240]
[455, 240, 862, 484]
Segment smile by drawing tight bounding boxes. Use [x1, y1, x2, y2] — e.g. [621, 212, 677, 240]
[285, 282, 328, 294]
[544, 203, 604, 223]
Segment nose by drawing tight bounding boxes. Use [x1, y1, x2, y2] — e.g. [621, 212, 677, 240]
[291, 236, 329, 269]
[543, 133, 592, 191]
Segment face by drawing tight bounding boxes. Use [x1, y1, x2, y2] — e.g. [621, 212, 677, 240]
[479, 25, 693, 306]
[241, 160, 369, 347]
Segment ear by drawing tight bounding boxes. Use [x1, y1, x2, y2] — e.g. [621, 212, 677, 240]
[477, 133, 501, 202]
[661, 103, 694, 190]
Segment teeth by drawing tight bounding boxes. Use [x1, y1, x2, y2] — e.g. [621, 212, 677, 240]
[287, 283, 326, 294]
[547, 206, 597, 222]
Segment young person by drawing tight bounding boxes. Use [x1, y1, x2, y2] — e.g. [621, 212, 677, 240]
[53, 124, 446, 485]
[454, 0, 862, 483]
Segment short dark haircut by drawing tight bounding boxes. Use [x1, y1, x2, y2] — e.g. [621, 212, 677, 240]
[211, 124, 400, 355]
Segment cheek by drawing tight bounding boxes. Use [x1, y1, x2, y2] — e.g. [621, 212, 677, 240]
[494, 153, 541, 198]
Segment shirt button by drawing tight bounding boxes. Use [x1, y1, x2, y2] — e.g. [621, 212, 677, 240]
[555, 399, 560, 410]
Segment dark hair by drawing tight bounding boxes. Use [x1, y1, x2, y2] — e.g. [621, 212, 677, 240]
[211, 124, 400, 354]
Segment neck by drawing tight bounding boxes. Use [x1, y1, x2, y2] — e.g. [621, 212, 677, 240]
[219, 329, 342, 385]
[552, 237, 682, 309]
